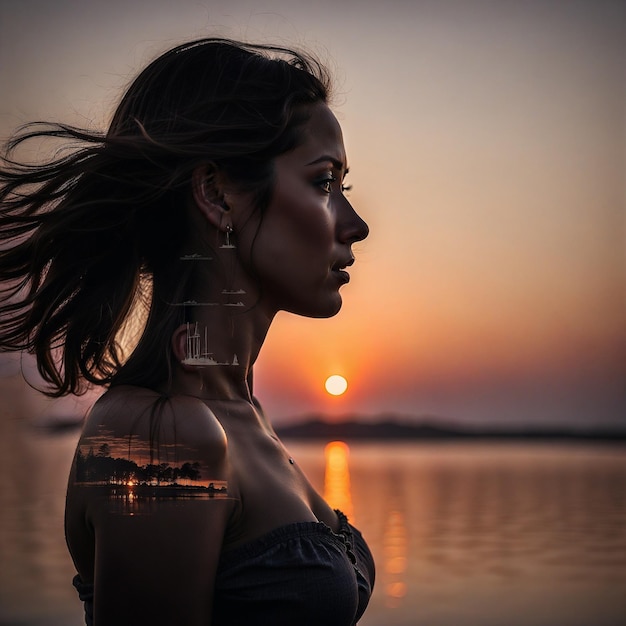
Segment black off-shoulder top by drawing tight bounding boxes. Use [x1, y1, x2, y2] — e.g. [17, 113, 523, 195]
[73, 510, 375, 626]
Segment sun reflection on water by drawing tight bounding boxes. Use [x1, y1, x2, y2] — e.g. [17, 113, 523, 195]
[324, 441, 354, 522]
[383, 509, 408, 608]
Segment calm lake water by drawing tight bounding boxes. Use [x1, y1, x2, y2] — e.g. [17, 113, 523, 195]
[1, 415, 625, 626]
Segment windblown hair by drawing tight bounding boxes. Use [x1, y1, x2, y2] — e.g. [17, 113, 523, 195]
[0, 38, 330, 396]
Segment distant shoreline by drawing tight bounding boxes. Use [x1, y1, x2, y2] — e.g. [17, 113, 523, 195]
[275, 418, 626, 443]
[32, 412, 626, 443]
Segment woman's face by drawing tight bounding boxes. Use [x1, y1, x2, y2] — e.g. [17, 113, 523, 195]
[231, 103, 369, 318]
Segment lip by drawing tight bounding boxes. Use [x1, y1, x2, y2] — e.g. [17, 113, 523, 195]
[331, 256, 354, 284]
[332, 268, 351, 284]
[332, 257, 355, 272]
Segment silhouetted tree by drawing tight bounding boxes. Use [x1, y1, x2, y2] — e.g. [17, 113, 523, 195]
[179, 462, 201, 482]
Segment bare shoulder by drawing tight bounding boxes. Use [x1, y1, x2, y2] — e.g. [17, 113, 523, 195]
[71, 386, 230, 512]
[67, 388, 233, 625]
[84, 385, 227, 453]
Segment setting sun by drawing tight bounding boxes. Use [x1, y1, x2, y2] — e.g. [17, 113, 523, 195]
[325, 375, 348, 396]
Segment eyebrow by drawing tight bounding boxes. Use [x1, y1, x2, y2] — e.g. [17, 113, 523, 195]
[306, 155, 349, 175]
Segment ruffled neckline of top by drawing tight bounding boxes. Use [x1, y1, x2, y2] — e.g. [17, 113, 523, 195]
[218, 509, 357, 567]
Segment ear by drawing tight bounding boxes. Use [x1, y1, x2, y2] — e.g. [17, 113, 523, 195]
[172, 323, 190, 365]
[191, 164, 230, 230]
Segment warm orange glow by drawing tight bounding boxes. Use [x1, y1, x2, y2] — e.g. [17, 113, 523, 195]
[386, 582, 407, 599]
[325, 375, 348, 396]
[323, 441, 354, 521]
[384, 510, 408, 608]
[386, 556, 408, 574]
[2, 1, 623, 433]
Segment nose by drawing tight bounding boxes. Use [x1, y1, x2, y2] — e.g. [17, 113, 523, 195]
[337, 196, 369, 244]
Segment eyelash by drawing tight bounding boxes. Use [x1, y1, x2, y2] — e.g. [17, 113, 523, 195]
[317, 175, 352, 194]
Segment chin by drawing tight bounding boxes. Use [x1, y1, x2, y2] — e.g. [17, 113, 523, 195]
[287, 294, 343, 319]
[308, 296, 344, 319]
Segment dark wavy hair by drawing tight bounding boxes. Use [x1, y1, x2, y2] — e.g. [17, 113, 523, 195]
[0, 38, 330, 396]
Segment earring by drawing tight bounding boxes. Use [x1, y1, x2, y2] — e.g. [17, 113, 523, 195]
[220, 225, 236, 249]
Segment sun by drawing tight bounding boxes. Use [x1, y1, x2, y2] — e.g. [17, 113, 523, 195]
[325, 375, 348, 396]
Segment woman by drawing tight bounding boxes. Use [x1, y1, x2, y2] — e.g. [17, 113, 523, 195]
[0, 39, 373, 625]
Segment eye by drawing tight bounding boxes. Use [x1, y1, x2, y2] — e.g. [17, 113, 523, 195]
[316, 174, 337, 194]
[341, 183, 353, 194]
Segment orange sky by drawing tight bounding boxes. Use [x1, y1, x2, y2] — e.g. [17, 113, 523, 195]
[1, 0, 624, 428]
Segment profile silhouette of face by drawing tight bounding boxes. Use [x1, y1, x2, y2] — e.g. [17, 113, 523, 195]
[230, 103, 369, 319]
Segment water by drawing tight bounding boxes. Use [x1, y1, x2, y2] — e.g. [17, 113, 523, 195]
[1, 414, 625, 625]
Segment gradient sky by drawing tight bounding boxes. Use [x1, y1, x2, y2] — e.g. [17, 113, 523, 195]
[1, 0, 624, 428]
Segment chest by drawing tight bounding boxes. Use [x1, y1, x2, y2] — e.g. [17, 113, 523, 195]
[223, 429, 324, 545]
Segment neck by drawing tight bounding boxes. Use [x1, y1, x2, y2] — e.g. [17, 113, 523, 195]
[168, 229, 276, 403]
[173, 306, 273, 402]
